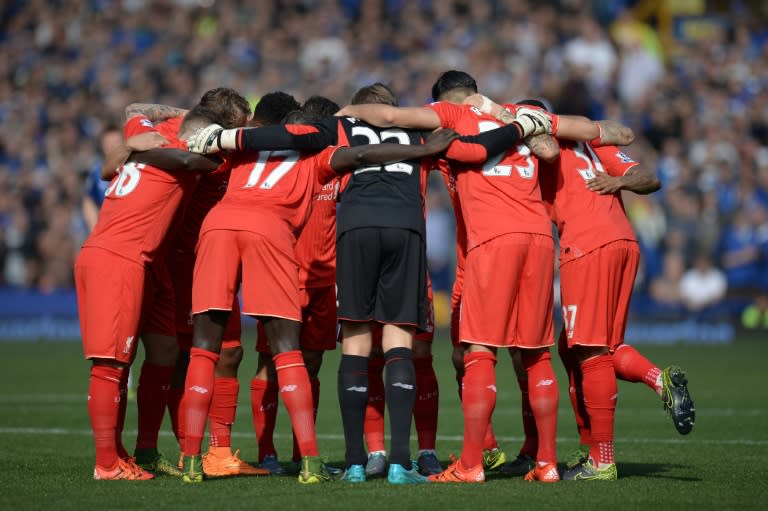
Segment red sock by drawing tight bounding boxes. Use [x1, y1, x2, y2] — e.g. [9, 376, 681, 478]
[521, 350, 558, 465]
[364, 356, 386, 453]
[182, 348, 218, 456]
[558, 335, 591, 445]
[414, 355, 439, 451]
[115, 369, 130, 459]
[459, 351, 497, 468]
[209, 376, 238, 448]
[613, 344, 661, 393]
[292, 377, 321, 461]
[168, 386, 184, 448]
[580, 353, 617, 466]
[517, 378, 538, 457]
[135, 361, 173, 451]
[250, 377, 278, 461]
[483, 421, 499, 451]
[274, 350, 318, 457]
[88, 365, 124, 469]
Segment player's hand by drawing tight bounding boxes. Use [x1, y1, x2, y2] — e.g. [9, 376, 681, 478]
[126, 132, 168, 151]
[187, 123, 224, 154]
[513, 108, 552, 138]
[424, 128, 459, 153]
[586, 173, 623, 194]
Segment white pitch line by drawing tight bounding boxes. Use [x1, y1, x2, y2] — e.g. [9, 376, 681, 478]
[0, 427, 766, 446]
[0, 395, 765, 418]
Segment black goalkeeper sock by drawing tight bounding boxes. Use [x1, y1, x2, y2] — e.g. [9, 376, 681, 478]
[338, 354, 369, 468]
[384, 347, 416, 469]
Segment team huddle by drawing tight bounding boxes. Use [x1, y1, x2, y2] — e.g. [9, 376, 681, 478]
[75, 70, 695, 485]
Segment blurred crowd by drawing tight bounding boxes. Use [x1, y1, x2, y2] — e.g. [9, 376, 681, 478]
[1, 0, 767, 320]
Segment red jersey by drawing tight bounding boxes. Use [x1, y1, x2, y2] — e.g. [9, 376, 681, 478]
[427, 102, 551, 251]
[539, 142, 638, 263]
[83, 116, 196, 265]
[295, 177, 340, 288]
[437, 159, 468, 271]
[200, 146, 339, 256]
[173, 166, 231, 254]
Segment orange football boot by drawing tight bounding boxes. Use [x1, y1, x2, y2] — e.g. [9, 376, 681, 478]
[94, 458, 155, 480]
[202, 447, 271, 477]
[524, 462, 560, 482]
[428, 455, 485, 483]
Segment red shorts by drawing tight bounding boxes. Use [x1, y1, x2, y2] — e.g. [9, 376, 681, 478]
[172, 250, 242, 352]
[75, 247, 144, 363]
[193, 229, 301, 321]
[459, 233, 554, 348]
[450, 265, 464, 347]
[257, 285, 338, 353]
[141, 261, 176, 338]
[559, 240, 639, 350]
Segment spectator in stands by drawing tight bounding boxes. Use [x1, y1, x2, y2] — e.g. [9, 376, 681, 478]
[680, 254, 728, 312]
[649, 252, 685, 312]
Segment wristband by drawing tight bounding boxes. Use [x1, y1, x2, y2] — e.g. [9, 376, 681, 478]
[219, 129, 238, 150]
[589, 122, 603, 146]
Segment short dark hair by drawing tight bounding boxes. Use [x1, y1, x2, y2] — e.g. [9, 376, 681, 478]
[302, 95, 341, 119]
[283, 110, 316, 125]
[350, 83, 398, 106]
[431, 70, 478, 101]
[517, 98, 550, 111]
[253, 91, 301, 126]
[199, 87, 251, 129]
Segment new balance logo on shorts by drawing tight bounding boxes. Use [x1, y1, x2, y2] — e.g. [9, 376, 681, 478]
[280, 385, 298, 393]
[189, 386, 209, 394]
[536, 379, 554, 387]
[345, 386, 368, 392]
[391, 382, 414, 390]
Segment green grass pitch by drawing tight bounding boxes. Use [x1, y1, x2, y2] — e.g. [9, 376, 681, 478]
[1, 334, 766, 510]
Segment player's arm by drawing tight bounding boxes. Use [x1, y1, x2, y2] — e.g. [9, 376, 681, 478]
[525, 134, 560, 162]
[330, 129, 458, 173]
[100, 132, 169, 180]
[125, 103, 188, 121]
[335, 104, 442, 129]
[586, 166, 661, 195]
[128, 149, 222, 173]
[187, 121, 336, 154]
[593, 120, 635, 146]
[81, 196, 99, 231]
[444, 111, 551, 164]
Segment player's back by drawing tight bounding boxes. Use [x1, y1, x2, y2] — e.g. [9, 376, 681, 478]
[84, 116, 197, 265]
[201, 146, 337, 255]
[428, 101, 551, 250]
[539, 140, 637, 262]
[173, 166, 231, 254]
[295, 177, 339, 287]
[335, 117, 430, 238]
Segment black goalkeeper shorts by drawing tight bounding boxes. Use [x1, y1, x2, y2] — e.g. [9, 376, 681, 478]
[336, 227, 427, 329]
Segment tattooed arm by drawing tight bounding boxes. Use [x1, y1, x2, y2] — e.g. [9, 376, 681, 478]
[594, 120, 635, 146]
[125, 103, 189, 121]
[525, 134, 560, 162]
